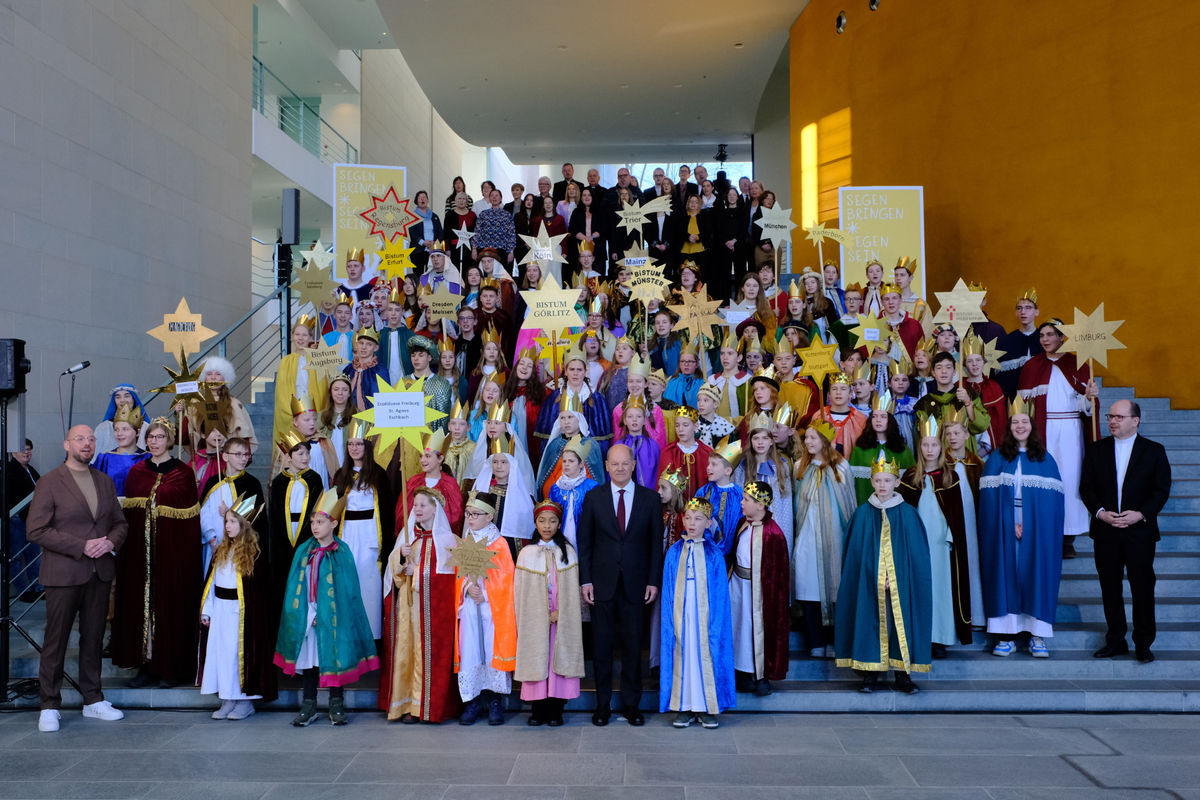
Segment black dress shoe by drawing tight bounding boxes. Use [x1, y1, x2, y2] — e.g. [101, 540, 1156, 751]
[1136, 648, 1155, 663]
[1062, 539, 1077, 559]
[931, 643, 948, 660]
[591, 711, 610, 727]
[622, 708, 645, 726]
[127, 670, 152, 688]
[753, 679, 773, 697]
[894, 672, 919, 695]
[1093, 643, 1130, 658]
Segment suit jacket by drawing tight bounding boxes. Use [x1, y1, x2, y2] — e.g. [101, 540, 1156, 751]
[26, 464, 128, 586]
[1080, 434, 1172, 542]
[552, 178, 585, 203]
[577, 482, 664, 604]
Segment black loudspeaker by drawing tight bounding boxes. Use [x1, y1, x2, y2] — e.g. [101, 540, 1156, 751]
[281, 188, 300, 245]
[0, 339, 31, 397]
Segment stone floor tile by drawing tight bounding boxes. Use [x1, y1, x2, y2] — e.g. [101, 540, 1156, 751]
[57, 751, 353, 783]
[142, 783, 275, 800]
[732, 725, 847, 754]
[336, 752, 517, 785]
[986, 789, 1174, 799]
[684, 788, 870, 800]
[444, 787, 565, 800]
[900, 755, 1091, 787]
[0, 782, 155, 799]
[1067, 755, 1200, 790]
[865, 790, 992, 800]
[568, 789, 683, 800]
[868, 713, 1022, 727]
[261, 785, 447, 800]
[11, 722, 195, 751]
[0, 751, 86, 781]
[1086, 727, 1199, 755]
[837, 726, 1110, 755]
[508, 754, 625, 785]
[626, 754, 913, 786]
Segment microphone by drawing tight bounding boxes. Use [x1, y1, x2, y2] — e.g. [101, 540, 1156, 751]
[62, 361, 91, 375]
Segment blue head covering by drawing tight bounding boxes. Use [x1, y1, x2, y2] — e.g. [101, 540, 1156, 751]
[102, 383, 146, 423]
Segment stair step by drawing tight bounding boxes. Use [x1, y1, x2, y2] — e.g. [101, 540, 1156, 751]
[1058, 596, 1200, 622]
[1059, 573, 1200, 597]
[1061, 552, 1200, 572]
[1159, 513, 1197, 532]
[779, 649, 1200, 680]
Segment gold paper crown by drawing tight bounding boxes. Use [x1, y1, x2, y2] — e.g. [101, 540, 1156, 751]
[534, 498, 564, 518]
[335, 291, 353, 308]
[486, 400, 513, 423]
[775, 337, 795, 357]
[871, 390, 894, 413]
[648, 368, 668, 385]
[844, 281, 865, 296]
[720, 330, 738, 351]
[917, 336, 936, 355]
[347, 417, 372, 440]
[750, 365, 779, 388]
[296, 313, 317, 331]
[277, 428, 307, 455]
[961, 332, 985, 359]
[771, 402, 795, 428]
[870, 452, 902, 476]
[628, 356, 650, 379]
[563, 347, 588, 367]
[480, 276, 500, 292]
[588, 295, 605, 315]
[149, 415, 176, 438]
[679, 336, 700, 357]
[422, 428, 448, 454]
[918, 413, 940, 440]
[346, 247, 366, 264]
[851, 363, 873, 382]
[289, 394, 316, 417]
[740, 335, 764, 356]
[114, 405, 144, 430]
[880, 282, 902, 296]
[660, 466, 689, 494]
[355, 328, 378, 344]
[967, 280, 986, 292]
[516, 344, 538, 364]
[578, 239, 594, 254]
[481, 324, 502, 347]
[624, 392, 648, 412]
[743, 480, 773, 506]
[449, 398, 469, 422]
[889, 355, 913, 377]
[830, 372, 852, 386]
[746, 411, 773, 433]
[227, 491, 263, 523]
[614, 334, 634, 351]
[684, 496, 714, 516]
[675, 404, 699, 422]
[1018, 287, 1038, 305]
[713, 435, 743, 469]
[314, 488, 345, 519]
[894, 256, 918, 274]
[558, 392, 583, 414]
[488, 434, 515, 456]
[787, 279, 802, 299]
[810, 420, 836, 442]
[388, 283, 403, 305]
[697, 384, 720, 404]
[1009, 394, 1035, 418]
[563, 433, 592, 461]
[427, 240, 446, 254]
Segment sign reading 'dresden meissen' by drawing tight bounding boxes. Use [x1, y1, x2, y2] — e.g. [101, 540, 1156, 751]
[372, 391, 428, 429]
[837, 186, 926, 299]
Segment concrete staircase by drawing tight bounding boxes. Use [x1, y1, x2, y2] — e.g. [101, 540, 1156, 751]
[6, 384, 1198, 713]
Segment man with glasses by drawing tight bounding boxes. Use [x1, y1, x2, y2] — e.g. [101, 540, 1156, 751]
[1081, 400, 1172, 663]
[26, 426, 127, 731]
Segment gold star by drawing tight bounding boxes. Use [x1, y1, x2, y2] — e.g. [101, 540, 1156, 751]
[1058, 303, 1126, 368]
[755, 205, 798, 246]
[848, 311, 892, 352]
[796, 338, 842, 386]
[375, 237, 417, 282]
[982, 337, 1007, 374]
[620, 247, 672, 305]
[534, 330, 583, 371]
[667, 286, 723, 345]
[354, 375, 448, 454]
[151, 348, 207, 405]
[422, 282, 461, 326]
[296, 239, 335, 270]
[290, 260, 339, 311]
[804, 221, 848, 246]
[518, 229, 568, 267]
[614, 194, 672, 244]
[305, 338, 348, 383]
[933, 278, 988, 338]
[446, 531, 500, 582]
[518, 274, 586, 333]
[146, 298, 217, 357]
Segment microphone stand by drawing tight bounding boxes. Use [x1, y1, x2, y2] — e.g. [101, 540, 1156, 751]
[66, 372, 77, 431]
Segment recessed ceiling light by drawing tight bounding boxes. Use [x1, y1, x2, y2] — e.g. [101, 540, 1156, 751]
[624, 111, 632, 116]
[733, 42, 744, 48]
[619, 84, 629, 89]
[381, 32, 388, 36]
[672, 83, 682, 88]
[557, 44, 568, 51]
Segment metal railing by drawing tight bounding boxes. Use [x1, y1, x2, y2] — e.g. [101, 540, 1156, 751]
[252, 56, 359, 166]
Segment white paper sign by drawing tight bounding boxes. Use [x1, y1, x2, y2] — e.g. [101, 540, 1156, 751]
[723, 310, 752, 331]
[863, 329, 881, 342]
[175, 381, 200, 394]
[372, 391, 427, 428]
[624, 257, 647, 268]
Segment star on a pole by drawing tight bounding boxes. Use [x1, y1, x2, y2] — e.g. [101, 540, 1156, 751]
[452, 224, 474, 253]
[982, 337, 1007, 374]
[354, 376, 448, 454]
[933, 278, 988, 338]
[755, 205, 798, 246]
[1058, 303, 1126, 368]
[152, 348, 207, 405]
[296, 239, 336, 270]
[446, 530, 500, 582]
[146, 298, 217, 357]
[519, 274, 586, 332]
[422, 282, 461, 326]
[534, 330, 583, 371]
[305, 338, 349, 383]
[667, 287, 724, 344]
[614, 195, 671, 244]
[796, 338, 842, 386]
[375, 237, 418, 282]
[359, 185, 418, 243]
[848, 311, 892, 352]
[290, 260, 339, 310]
[804, 221, 848, 246]
[620, 248, 671, 305]
[519, 229, 568, 267]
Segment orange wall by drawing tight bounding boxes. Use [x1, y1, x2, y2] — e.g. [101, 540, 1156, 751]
[789, 1, 1200, 406]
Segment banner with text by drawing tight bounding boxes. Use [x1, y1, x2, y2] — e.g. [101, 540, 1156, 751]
[837, 186, 926, 299]
[333, 163, 408, 280]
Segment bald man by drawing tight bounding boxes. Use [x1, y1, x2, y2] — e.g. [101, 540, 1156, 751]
[577, 443, 663, 726]
[26, 425, 128, 731]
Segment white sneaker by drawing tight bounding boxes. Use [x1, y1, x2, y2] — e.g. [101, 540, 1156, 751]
[38, 709, 60, 732]
[809, 646, 824, 658]
[82, 700, 124, 721]
[227, 700, 256, 721]
[212, 700, 236, 720]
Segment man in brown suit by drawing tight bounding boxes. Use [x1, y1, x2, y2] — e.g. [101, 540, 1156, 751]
[26, 425, 127, 732]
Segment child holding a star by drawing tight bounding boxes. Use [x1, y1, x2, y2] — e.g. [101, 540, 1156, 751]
[455, 491, 517, 726]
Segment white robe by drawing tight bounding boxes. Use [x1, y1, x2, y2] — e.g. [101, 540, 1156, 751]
[198, 478, 238, 577]
[915, 477, 956, 646]
[730, 529, 756, 674]
[200, 559, 261, 700]
[677, 540, 710, 712]
[1044, 365, 1090, 536]
[341, 485, 383, 638]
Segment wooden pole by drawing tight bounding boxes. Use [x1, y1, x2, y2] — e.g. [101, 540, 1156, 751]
[1088, 357, 1100, 441]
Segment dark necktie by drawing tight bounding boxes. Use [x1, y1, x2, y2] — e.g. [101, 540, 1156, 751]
[617, 488, 627, 534]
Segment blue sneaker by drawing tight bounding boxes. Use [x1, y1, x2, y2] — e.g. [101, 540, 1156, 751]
[992, 640, 1015, 657]
[1029, 637, 1049, 658]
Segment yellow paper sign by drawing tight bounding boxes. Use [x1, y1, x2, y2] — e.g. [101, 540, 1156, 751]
[837, 186, 926, 299]
[334, 163, 408, 279]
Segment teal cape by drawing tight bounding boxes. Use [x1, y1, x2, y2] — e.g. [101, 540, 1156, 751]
[835, 496, 933, 673]
[274, 537, 380, 687]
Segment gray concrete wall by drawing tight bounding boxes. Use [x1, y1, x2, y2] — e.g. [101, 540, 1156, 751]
[0, 0, 253, 471]
[754, 43, 792, 207]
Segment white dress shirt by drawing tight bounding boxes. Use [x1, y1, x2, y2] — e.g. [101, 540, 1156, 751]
[610, 480, 634, 519]
[1113, 433, 1137, 510]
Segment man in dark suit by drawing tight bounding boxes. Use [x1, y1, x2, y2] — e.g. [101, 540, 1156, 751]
[1080, 400, 1172, 663]
[552, 163, 585, 203]
[26, 425, 128, 731]
[673, 165, 698, 209]
[583, 168, 606, 197]
[577, 443, 663, 726]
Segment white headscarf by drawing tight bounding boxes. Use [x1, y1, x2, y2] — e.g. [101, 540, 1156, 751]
[546, 408, 590, 442]
[465, 422, 536, 489]
[472, 452, 535, 545]
[388, 491, 457, 580]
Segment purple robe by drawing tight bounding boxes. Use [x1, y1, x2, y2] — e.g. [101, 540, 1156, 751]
[614, 433, 661, 491]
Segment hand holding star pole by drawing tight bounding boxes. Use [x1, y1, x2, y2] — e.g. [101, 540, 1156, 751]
[1058, 302, 1126, 440]
[519, 274, 587, 383]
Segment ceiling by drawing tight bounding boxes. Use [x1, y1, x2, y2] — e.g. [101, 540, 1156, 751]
[375, 0, 807, 164]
